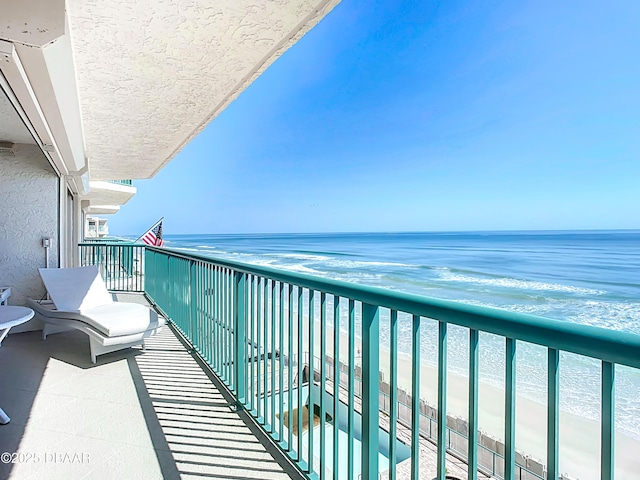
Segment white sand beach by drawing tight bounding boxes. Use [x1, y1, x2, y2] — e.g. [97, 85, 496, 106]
[284, 317, 640, 480]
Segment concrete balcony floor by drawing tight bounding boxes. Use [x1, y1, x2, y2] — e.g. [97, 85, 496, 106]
[0, 293, 296, 480]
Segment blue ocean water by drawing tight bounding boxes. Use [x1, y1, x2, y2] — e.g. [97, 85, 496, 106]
[160, 230, 640, 438]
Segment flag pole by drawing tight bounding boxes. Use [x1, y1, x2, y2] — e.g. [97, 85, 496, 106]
[134, 217, 164, 243]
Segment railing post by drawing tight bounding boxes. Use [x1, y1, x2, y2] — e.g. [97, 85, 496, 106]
[547, 348, 559, 480]
[288, 286, 294, 452]
[139, 245, 145, 292]
[411, 314, 421, 480]
[601, 361, 615, 480]
[361, 303, 380, 480]
[505, 338, 516, 480]
[468, 329, 479, 480]
[166, 253, 172, 320]
[348, 298, 355, 479]
[389, 310, 398, 480]
[333, 296, 341, 479]
[437, 321, 447, 479]
[190, 260, 197, 344]
[143, 248, 150, 297]
[234, 271, 247, 402]
[297, 287, 304, 462]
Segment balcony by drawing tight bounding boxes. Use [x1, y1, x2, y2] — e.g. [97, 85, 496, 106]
[3, 243, 640, 480]
[107, 180, 133, 186]
[0, 293, 297, 479]
[84, 181, 137, 210]
[87, 243, 640, 478]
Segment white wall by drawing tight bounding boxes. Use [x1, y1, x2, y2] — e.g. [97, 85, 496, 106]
[0, 143, 59, 330]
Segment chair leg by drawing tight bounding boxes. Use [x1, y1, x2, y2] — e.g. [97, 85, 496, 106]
[0, 327, 9, 346]
[0, 407, 10, 425]
[42, 323, 50, 340]
[89, 337, 98, 364]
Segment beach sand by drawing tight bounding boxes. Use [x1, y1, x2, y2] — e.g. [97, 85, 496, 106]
[282, 316, 640, 480]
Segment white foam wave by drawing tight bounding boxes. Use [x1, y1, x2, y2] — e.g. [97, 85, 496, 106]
[238, 258, 277, 267]
[277, 264, 322, 275]
[569, 301, 640, 334]
[270, 253, 331, 261]
[268, 254, 417, 270]
[222, 252, 276, 265]
[438, 272, 606, 295]
[452, 298, 640, 335]
[173, 247, 206, 254]
[212, 253, 322, 276]
[325, 259, 418, 269]
[325, 272, 384, 285]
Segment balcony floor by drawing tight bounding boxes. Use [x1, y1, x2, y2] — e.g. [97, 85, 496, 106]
[0, 293, 296, 480]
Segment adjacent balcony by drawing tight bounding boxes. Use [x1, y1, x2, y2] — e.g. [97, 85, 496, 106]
[107, 180, 133, 186]
[84, 181, 136, 210]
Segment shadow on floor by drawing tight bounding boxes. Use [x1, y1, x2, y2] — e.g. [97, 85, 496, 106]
[0, 292, 296, 479]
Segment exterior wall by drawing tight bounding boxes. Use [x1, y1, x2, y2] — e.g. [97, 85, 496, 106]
[0, 143, 59, 330]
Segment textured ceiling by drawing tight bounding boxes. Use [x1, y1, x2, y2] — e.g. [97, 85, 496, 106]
[67, 0, 339, 181]
[0, 88, 37, 144]
[0, 0, 65, 47]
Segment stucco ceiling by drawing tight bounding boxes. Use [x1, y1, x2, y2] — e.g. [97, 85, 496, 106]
[67, 0, 339, 181]
[0, 88, 37, 145]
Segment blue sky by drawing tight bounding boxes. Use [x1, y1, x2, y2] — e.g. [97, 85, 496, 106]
[107, 0, 640, 235]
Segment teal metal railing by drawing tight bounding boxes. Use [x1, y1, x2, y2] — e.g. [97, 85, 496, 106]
[80, 243, 640, 480]
[82, 237, 131, 243]
[305, 352, 539, 479]
[79, 242, 145, 291]
[107, 179, 133, 186]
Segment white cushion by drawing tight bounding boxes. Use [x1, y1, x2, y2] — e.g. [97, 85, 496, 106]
[79, 303, 161, 337]
[27, 299, 165, 338]
[39, 266, 113, 311]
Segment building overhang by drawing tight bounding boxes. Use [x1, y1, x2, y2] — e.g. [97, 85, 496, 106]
[2, 0, 341, 180]
[85, 205, 120, 215]
[84, 181, 137, 207]
[1, 0, 340, 212]
[0, 11, 86, 177]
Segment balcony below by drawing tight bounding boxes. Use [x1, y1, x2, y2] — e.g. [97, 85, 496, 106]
[84, 181, 137, 208]
[107, 180, 133, 186]
[0, 293, 297, 480]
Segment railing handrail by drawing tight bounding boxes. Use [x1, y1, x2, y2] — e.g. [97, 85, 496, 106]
[107, 179, 133, 186]
[139, 245, 640, 370]
[79, 241, 139, 246]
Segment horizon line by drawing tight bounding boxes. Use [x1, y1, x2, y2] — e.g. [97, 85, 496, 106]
[113, 227, 640, 237]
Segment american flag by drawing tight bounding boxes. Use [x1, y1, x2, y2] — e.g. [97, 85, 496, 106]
[141, 220, 164, 246]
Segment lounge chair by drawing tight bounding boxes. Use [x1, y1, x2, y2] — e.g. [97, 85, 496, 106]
[28, 266, 164, 363]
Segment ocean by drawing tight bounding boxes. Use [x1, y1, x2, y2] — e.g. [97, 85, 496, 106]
[157, 230, 640, 439]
